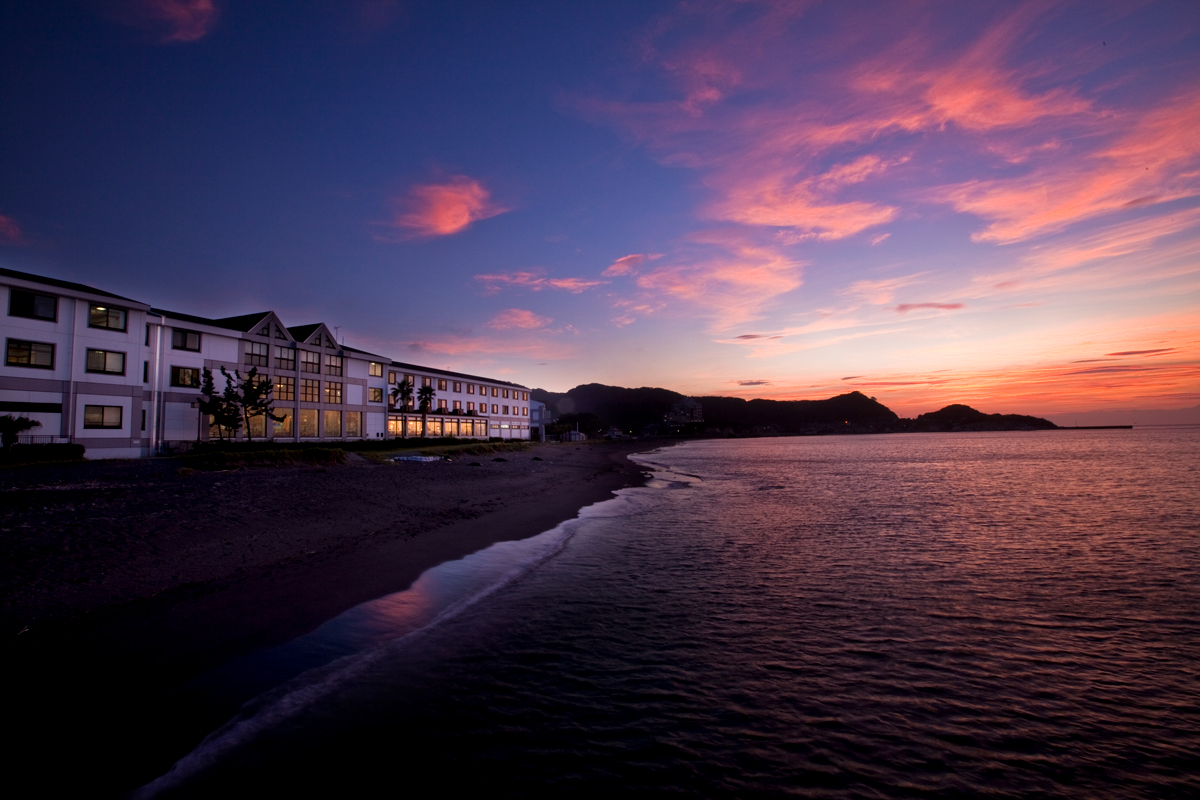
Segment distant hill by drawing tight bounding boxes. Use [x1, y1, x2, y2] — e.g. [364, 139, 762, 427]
[913, 404, 1057, 431]
[531, 384, 898, 433]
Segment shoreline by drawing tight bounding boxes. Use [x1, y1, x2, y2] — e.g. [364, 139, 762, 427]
[4, 440, 657, 796]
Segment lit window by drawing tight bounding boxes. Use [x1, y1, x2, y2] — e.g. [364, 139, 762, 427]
[453, 400, 462, 411]
[438, 398, 447, 410]
[6, 339, 54, 369]
[300, 379, 320, 402]
[522, 392, 529, 401]
[467, 383, 475, 394]
[502, 389, 510, 399]
[8, 289, 57, 321]
[491, 387, 498, 397]
[83, 405, 122, 429]
[275, 376, 296, 401]
[273, 408, 294, 436]
[369, 362, 383, 377]
[491, 404, 498, 414]
[388, 371, 396, 383]
[325, 381, 343, 404]
[88, 304, 127, 331]
[522, 407, 528, 415]
[423, 376, 432, 388]
[369, 387, 384, 403]
[346, 411, 362, 437]
[324, 409, 342, 436]
[453, 381, 461, 392]
[86, 348, 125, 375]
[170, 366, 200, 387]
[438, 379, 447, 391]
[467, 402, 475, 412]
[299, 408, 319, 437]
[171, 329, 201, 351]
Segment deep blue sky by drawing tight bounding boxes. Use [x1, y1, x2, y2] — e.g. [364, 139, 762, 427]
[2, 1, 1198, 412]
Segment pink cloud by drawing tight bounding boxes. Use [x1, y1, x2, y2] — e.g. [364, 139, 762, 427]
[389, 176, 508, 237]
[0, 213, 26, 246]
[603, 253, 662, 277]
[895, 303, 965, 314]
[841, 273, 927, 305]
[111, 0, 218, 43]
[634, 232, 804, 330]
[489, 308, 552, 330]
[474, 271, 605, 294]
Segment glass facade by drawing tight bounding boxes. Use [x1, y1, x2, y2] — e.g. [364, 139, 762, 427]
[247, 414, 266, 438]
[323, 409, 342, 437]
[346, 411, 361, 437]
[273, 407, 294, 436]
[299, 408, 318, 437]
[275, 376, 295, 401]
[300, 379, 320, 402]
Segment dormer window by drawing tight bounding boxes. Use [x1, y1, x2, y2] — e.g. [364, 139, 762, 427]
[258, 324, 270, 336]
[275, 326, 287, 339]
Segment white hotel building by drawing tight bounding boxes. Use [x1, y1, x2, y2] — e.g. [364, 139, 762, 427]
[2, 267, 533, 457]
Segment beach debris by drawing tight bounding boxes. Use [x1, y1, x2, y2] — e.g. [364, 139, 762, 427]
[393, 455, 442, 462]
[532, 456, 543, 461]
[492, 457, 507, 462]
[468, 461, 482, 466]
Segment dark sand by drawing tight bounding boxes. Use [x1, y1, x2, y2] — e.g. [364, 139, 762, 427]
[2, 441, 654, 796]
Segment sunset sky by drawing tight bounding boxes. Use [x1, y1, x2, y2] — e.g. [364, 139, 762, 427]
[1, 0, 1197, 415]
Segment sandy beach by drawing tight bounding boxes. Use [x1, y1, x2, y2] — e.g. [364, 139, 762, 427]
[3, 441, 654, 796]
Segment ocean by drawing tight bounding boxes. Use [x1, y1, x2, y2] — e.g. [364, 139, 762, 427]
[140, 428, 1200, 798]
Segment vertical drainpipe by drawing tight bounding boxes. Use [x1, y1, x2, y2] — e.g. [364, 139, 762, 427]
[148, 313, 164, 455]
[63, 295, 77, 442]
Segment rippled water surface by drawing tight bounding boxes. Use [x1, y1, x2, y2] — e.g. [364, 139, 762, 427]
[149, 429, 1200, 798]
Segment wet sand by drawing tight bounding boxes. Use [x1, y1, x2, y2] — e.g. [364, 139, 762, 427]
[2, 441, 654, 796]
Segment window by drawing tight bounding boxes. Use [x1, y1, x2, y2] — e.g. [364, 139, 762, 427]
[143, 361, 148, 383]
[247, 414, 266, 438]
[8, 289, 57, 321]
[88, 304, 127, 331]
[257, 323, 270, 336]
[6, 339, 54, 369]
[453, 381, 461, 393]
[404, 374, 414, 385]
[324, 354, 343, 376]
[300, 379, 320, 403]
[438, 398, 447, 410]
[346, 411, 362, 437]
[453, 400, 462, 411]
[83, 405, 122, 429]
[275, 376, 295, 401]
[275, 325, 287, 339]
[467, 402, 475, 412]
[491, 387, 498, 397]
[369, 362, 383, 377]
[438, 379, 447, 391]
[467, 383, 475, 394]
[426, 418, 442, 437]
[522, 392, 529, 401]
[145, 325, 150, 345]
[325, 335, 337, 349]
[170, 366, 200, 387]
[522, 407, 528, 416]
[273, 408, 293, 436]
[491, 404, 498, 414]
[324, 409, 342, 436]
[86, 348, 125, 375]
[141, 409, 146, 431]
[388, 371, 396, 383]
[422, 376, 432, 388]
[245, 342, 268, 367]
[172, 329, 201, 351]
[369, 387, 384, 403]
[325, 381, 342, 404]
[300, 350, 320, 373]
[299, 408, 318, 437]
[502, 389, 510, 399]
[503, 405, 509, 415]
[274, 346, 295, 370]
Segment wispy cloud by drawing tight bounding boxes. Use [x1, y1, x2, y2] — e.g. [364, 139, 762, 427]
[387, 176, 508, 238]
[895, 302, 965, 314]
[475, 271, 606, 294]
[841, 273, 927, 305]
[110, 0, 219, 43]
[489, 308, 552, 330]
[603, 253, 661, 277]
[0, 213, 27, 246]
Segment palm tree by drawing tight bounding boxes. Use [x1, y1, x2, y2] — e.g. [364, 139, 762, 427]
[390, 379, 414, 438]
[417, 383, 435, 438]
[0, 414, 41, 448]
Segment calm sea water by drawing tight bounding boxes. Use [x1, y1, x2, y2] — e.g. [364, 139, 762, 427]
[142, 429, 1200, 798]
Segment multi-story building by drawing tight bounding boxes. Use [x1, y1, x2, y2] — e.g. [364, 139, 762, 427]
[2, 267, 532, 456]
[385, 363, 533, 441]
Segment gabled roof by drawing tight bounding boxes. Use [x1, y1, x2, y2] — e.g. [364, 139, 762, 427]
[1, 266, 146, 305]
[211, 311, 273, 333]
